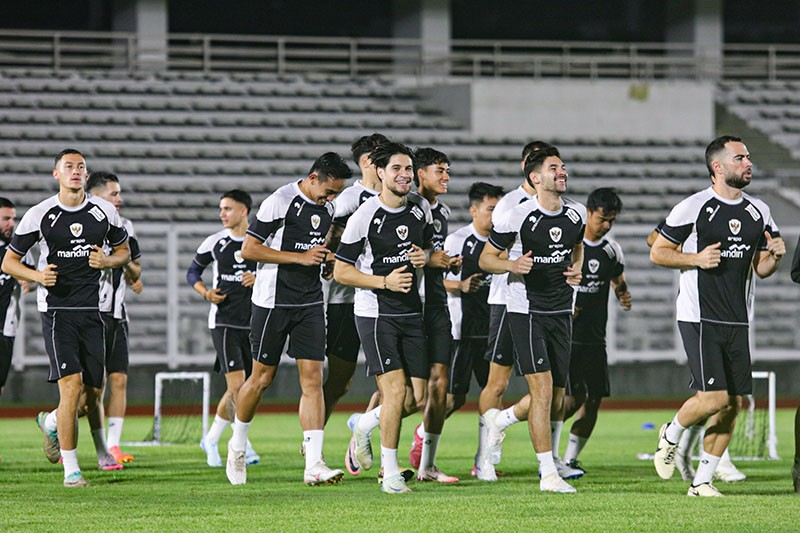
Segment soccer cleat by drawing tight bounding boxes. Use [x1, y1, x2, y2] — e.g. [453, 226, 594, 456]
[200, 438, 222, 467]
[226, 442, 247, 485]
[714, 460, 746, 483]
[36, 412, 61, 463]
[98, 453, 124, 471]
[540, 472, 577, 493]
[245, 443, 260, 466]
[474, 455, 497, 482]
[556, 459, 584, 480]
[381, 472, 412, 494]
[482, 409, 506, 465]
[108, 445, 133, 464]
[687, 482, 723, 497]
[304, 461, 344, 486]
[377, 467, 415, 484]
[347, 413, 373, 471]
[674, 446, 696, 482]
[64, 471, 89, 487]
[654, 423, 678, 480]
[345, 435, 362, 476]
[417, 465, 459, 483]
[792, 463, 800, 493]
[565, 459, 586, 474]
[408, 423, 423, 469]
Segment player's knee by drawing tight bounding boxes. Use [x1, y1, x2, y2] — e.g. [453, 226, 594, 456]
[109, 372, 127, 391]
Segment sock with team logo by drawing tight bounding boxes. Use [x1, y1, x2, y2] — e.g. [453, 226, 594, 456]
[692, 451, 721, 486]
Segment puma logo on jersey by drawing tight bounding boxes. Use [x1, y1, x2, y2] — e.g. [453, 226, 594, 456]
[728, 219, 741, 235]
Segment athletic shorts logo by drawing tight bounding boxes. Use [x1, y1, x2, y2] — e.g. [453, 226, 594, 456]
[70, 223, 83, 237]
[311, 214, 321, 230]
[549, 227, 562, 242]
[588, 259, 600, 274]
[234, 250, 244, 263]
[433, 219, 442, 234]
[708, 377, 715, 385]
[384, 358, 391, 365]
[537, 358, 544, 365]
[729, 219, 741, 235]
[396, 225, 408, 241]
[229, 360, 235, 367]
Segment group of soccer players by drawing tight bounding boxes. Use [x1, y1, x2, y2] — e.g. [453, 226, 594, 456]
[2, 134, 800, 495]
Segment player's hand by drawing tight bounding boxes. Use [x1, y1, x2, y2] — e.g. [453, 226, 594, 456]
[564, 265, 582, 286]
[298, 246, 330, 267]
[764, 231, 786, 259]
[460, 273, 483, 294]
[617, 291, 632, 310]
[448, 254, 463, 274]
[427, 250, 451, 269]
[129, 279, 143, 294]
[385, 265, 414, 293]
[20, 280, 30, 294]
[241, 271, 256, 288]
[204, 287, 227, 304]
[39, 264, 58, 287]
[88, 245, 107, 269]
[509, 251, 533, 275]
[694, 242, 721, 269]
[408, 244, 426, 269]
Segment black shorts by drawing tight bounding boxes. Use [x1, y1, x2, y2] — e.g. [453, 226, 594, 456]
[507, 312, 571, 387]
[326, 303, 360, 363]
[484, 304, 515, 367]
[448, 337, 489, 395]
[0, 335, 14, 388]
[424, 306, 453, 367]
[101, 313, 129, 375]
[356, 315, 428, 379]
[211, 327, 252, 375]
[251, 304, 326, 366]
[566, 342, 610, 398]
[41, 310, 105, 389]
[679, 321, 752, 395]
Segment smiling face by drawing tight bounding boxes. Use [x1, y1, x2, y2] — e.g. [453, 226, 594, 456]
[304, 173, 346, 206]
[417, 162, 450, 196]
[533, 155, 568, 196]
[92, 180, 123, 212]
[377, 154, 415, 197]
[53, 153, 88, 193]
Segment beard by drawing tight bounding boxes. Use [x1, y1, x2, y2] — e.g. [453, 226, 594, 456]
[724, 172, 750, 189]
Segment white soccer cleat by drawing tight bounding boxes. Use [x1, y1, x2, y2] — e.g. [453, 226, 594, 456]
[200, 437, 222, 467]
[347, 413, 373, 471]
[417, 464, 459, 483]
[63, 471, 89, 488]
[482, 409, 506, 465]
[555, 459, 584, 480]
[245, 443, 261, 466]
[381, 472, 412, 494]
[654, 423, 678, 480]
[226, 442, 247, 485]
[674, 446, 696, 482]
[540, 472, 577, 493]
[304, 461, 344, 486]
[714, 459, 745, 482]
[687, 482, 723, 497]
[474, 454, 497, 482]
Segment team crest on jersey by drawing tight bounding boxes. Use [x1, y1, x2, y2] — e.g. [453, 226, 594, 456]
[310, 214, 320, 230]
[234, 250, 244, 263]
[728, 219, 741, 235]
[549, 227, 562, 242]
[588, 259, 600, 274]
[396, 225, 409, 241]
[70, 223, 83, 237]
[433, 219, 442, 233]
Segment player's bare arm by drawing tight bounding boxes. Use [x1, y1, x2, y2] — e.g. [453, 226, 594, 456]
[333, 260, 413, 293]
[611, 273, 632, 311]
[124, 258, 142, 282]
[753, 231, 785, 279]
[88, 242, 130, 270]
[1, 250, 57, 287]
[650, 234, 721, 270]
[241, 234, 329, 267]
[479, 244, 532, 275]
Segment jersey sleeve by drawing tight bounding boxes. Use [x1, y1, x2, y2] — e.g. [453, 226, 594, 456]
[754, 200, 780, 251]
[124, 220, 142, 261]
[444, 232, 464, 281]
[609, 239, 626, 277]
[332, 188, 360, 227]
[335, 204, 370, 265]
[193, 234, 218, 267]
[247, 195, 285, 243]
[8, 208, 41, 256]
[660, 197, 697, 245]
[488, 209, 518, 251]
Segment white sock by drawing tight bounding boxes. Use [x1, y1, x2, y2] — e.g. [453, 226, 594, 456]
[678, 423, 703, 458]
[476, 414, 488, 459]
[719, 447, 735, 467]
[664, 415, 687, 444]
[358, 406, 381, 434]
[106, 417, 124, 448]
[692, 451, 721, 485]
[303, 430, 324, 469]
[206, 415, 230, 446]
[563, 433, 587, 463]
[44, 410, 58, 433]
[230, 417, 250, 452]
[62, 448, 80, 477]
[381, 446, 399, 478]
[420, 432, 440, 470]
[496, 407, 520, 431]
[91, 428, 109, 457]
[551, 421, 564, 459]
[537, 451, 557, 478]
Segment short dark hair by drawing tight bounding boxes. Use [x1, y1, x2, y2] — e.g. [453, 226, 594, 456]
[54, 148, 84, 167]
[587, 187, 623, 214]
[370, 142, 415, 172]
[523, 146, 562, 182]
[351, 133, 389, 165]
[468, 182, 504, 207]
[86, 171, 119, 193]
[309, 152, 353, 182]
[413, 147, 450, 186]
[705, 135, 742, 177]
[221, 189, 253, 214]
[521, 141, 557, 162]
[0, 197, 15, 209]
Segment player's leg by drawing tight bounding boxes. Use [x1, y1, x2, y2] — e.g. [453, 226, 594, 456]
[445, 340, 468, 418]
[793, 406, 800, 493]
[0, 335, 13, 398]
[106, 319, 133, 463]
[376, 368, 411, 493]
[322, 303, 359, 422]
[713, 407, 747, 482]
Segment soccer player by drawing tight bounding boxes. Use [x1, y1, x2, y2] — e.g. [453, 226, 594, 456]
[561, 188, 631, 470]
[2, 149, 130, 487]
[85, 171, 142, 467]
[189, 190, 260, 468]
[334, 142, 432, 494]
[480, 146, 585, 493]
[789, 235, 800, 493]
[0, 197, 29, 400]
[225, 152, 349, 487]
[651, 135, 784, 497]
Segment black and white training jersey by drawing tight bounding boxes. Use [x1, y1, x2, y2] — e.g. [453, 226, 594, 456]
[327, 180, 379, 305]
[98, 217, 140, 321]
[0, 241, 30, 336]
[247, 180, 334, 309]
[573, 237, 625, 344]
[659, 187, 778, 326]
[445, 223, 491, 340]
[336, 194, 434, 318]
[10, 194, 127, 312]
[490, 196, 586, 315]
[486, 185, 535, 306]
[410, 192, 450, 309]
[192, 229, 256, 329]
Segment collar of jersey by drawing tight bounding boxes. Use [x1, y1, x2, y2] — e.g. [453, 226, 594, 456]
[469, 223, 488, 242]
[56, 194, 89, 212]
[707, 186, 744, 206]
